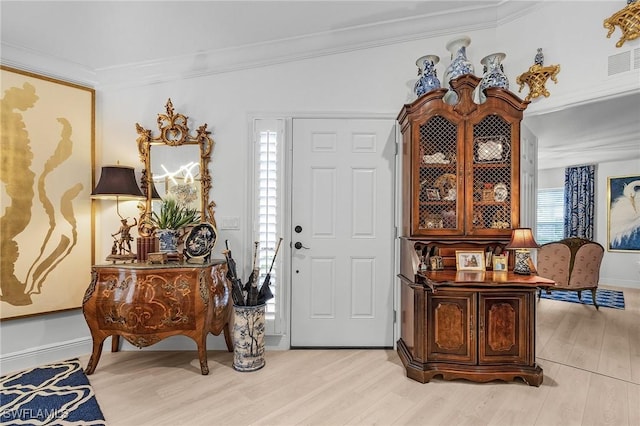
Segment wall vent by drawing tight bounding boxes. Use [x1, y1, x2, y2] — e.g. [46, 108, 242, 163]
[634, 48, 640, 70]
[608, 51, 631, 76]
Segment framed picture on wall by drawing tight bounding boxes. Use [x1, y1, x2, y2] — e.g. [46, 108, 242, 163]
[1, 66, 95, 319]
[607, 174, 640, 252]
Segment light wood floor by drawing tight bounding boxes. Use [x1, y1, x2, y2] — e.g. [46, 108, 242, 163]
[80, 285, 640, 426]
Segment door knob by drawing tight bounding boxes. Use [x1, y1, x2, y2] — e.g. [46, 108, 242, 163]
[294, 242, 310, 250]
[294, 225, 303, 233]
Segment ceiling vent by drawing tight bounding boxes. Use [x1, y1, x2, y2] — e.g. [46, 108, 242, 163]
[608, 50, 631, 76]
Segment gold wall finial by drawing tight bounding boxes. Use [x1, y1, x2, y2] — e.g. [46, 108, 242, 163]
[515, 48, 560, 102]
[604, 0, 640, 48]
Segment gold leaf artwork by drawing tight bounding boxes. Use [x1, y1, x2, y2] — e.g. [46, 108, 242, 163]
[1, 67, 94, 319]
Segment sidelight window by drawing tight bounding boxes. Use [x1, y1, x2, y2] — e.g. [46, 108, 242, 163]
[252, 118, 286, 335]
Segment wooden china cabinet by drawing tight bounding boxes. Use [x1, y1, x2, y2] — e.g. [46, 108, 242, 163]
[396, 75, 551, 386]
[398, 74, 525, 238]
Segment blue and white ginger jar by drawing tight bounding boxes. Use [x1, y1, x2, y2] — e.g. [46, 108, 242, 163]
[156, 228, 180, 253]
[475, 52, 509, 104]
[443, 36, 474, 105]
[480, 52, 509, 90]
[414, 55, 441, 97]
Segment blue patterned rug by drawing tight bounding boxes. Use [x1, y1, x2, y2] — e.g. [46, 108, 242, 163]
[539, 289, 625, 309]
[0, 358, 105, 425]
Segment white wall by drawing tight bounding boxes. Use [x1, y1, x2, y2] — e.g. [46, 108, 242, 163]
[498, 2, 639, 112]
[538, 168, 565, 190]
[2, 2, 639, 373]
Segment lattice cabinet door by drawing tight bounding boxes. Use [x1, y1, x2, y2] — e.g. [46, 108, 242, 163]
[465, 111, 521, 238]
[413, 112, 464, 236]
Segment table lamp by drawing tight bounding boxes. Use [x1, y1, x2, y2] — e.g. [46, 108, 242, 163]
[505, 228, 540, 275]
[150, 181, 162, 200]
[91, 165, 145, 261]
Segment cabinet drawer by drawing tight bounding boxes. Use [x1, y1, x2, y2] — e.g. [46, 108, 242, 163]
[94, 269, 202, 334]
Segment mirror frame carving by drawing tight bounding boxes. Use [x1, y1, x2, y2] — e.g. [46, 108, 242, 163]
[136, 98, 216, 237]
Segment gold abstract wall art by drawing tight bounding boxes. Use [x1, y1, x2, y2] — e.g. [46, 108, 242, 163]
[1, 66, 95, 320]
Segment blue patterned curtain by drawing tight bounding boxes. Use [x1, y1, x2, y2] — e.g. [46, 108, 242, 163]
[564, 164, 595, 239]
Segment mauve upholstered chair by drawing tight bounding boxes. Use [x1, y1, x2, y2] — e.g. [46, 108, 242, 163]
[536, 237, 605, 309]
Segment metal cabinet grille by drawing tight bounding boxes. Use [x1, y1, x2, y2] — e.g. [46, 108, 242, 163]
[471, 115, 512, 231]
[418, 116, 458, 230]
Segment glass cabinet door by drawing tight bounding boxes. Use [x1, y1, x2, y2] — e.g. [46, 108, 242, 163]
[414, 115, 463, 235]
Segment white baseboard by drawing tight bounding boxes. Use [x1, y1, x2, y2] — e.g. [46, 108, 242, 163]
[0, 337, 94, 375]
[1, 334, 290, 375]
[601, 279, 640, 290]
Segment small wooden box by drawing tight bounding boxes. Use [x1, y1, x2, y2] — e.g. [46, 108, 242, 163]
[147, 252, 168, 264]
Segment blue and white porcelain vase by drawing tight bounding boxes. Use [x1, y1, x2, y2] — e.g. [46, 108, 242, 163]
[156, 228, 180, 253]
[480, 52, 509, 90]
[443, 36, 474, 105]
[475, 52, 509, 104]
[233, 304, 266, 372]
[414, 55, 441, 97]
[534, 48, 544, 66]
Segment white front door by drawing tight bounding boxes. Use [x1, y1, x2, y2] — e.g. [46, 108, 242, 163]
[290, 118, 396, 347]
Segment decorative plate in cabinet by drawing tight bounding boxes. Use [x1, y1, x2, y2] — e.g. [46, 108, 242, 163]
[474, 136, 510, 163]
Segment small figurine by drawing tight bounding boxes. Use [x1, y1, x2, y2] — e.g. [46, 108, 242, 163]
[112, 217, 137, 255]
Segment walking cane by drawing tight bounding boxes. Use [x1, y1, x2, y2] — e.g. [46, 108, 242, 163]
[257, 237, 283, 305]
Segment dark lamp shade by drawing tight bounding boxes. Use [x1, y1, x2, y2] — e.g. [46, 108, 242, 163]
[149, 181, 162, 200]
[505, 228, 540, 249]
[91, 165, 145, 200]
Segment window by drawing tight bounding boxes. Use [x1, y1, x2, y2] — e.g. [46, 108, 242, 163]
[536, 188, 564, 244]
[253, 119, 286, 334]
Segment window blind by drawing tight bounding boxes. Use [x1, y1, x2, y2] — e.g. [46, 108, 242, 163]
[536, 188, 564, 244]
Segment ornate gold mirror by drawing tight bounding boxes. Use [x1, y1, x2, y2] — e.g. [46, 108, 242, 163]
[136, 99, 216, 239]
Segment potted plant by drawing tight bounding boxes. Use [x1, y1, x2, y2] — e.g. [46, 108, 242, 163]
[152, 197, 200, 253]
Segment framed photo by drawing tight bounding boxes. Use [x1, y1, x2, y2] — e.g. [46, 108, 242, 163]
[430, 256, 444, 270]
[482, 189, 494, 202]
[607, 175, 640, 252]
[426, 188, 440, 200]
[1, 66, 95, 320]
[492, 254, 508, 271]
[455, 250, 486, 271]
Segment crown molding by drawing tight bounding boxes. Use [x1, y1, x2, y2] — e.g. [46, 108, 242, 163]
[2, 2, 541, 90]
[0, 43, 98, 88]
[538, 137, 640, 170]
[87, 2, 538, 90]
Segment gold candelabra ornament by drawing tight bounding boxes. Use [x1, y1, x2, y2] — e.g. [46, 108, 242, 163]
[516, 48, 560, 102]
[604, 0, 640, 48]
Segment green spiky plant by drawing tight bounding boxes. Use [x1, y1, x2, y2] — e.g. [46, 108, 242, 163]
[152, 197, 200, 230]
